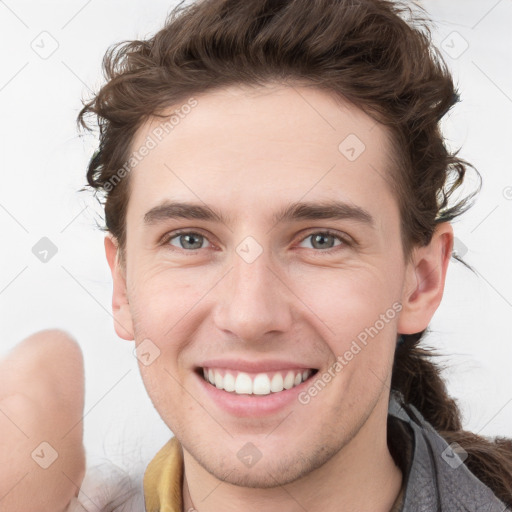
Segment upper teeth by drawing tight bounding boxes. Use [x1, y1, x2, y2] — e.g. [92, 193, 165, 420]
[203, 368, 312, 395]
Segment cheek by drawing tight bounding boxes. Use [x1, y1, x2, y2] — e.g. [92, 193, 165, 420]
[127, 266, 216, 394]
[129, 263, 207, 327]
[289, 263, 402, 399]
[290, 264, 402, 335]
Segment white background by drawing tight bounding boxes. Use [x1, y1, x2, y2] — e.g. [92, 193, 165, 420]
[1, 0, 511, 473]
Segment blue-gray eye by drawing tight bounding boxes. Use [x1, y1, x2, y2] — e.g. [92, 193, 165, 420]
[168, 232, 208, 250]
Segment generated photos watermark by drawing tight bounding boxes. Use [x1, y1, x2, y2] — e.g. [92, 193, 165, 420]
[104, 97, 198, 193]
[298, 301, 403, 405]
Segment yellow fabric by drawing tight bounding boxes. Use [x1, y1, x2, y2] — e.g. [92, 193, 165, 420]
[143, 436, 183, 512]
[143, 436, 405, 512]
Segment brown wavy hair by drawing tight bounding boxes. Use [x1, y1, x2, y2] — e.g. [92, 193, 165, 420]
[78, 0, 512, 503]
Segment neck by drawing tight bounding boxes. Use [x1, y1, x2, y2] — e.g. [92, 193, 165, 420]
[182, 397, 403, 512]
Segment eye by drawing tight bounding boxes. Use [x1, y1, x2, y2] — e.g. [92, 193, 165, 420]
[164, 231, 212, 251]
[297, 230, 349, 252]
[161, 229, 351, 254]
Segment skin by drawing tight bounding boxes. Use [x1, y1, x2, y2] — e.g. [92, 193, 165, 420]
[105, 83, 453, 511]
[0, 330, 86, 512]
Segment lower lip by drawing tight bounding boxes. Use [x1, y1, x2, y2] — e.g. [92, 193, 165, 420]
[195, 372, 315, 417]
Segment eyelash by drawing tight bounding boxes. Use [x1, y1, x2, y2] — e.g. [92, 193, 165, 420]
[159, 229, 353, 255]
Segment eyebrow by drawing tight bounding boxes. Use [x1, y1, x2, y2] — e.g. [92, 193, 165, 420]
[143, 199, 374, 228]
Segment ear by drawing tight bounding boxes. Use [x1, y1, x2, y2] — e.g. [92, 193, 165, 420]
[104, 234, 134, 341]
[397, 222, 453, 335]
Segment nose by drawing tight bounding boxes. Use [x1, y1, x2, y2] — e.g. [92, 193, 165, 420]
[212, 246, 293, 343]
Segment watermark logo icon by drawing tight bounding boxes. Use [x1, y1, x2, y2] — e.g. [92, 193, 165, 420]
[31, 31, 59, 60]
[32, 237, 58, 263]
[31, 441, 59, 469]
[236, 236, 263, 264]
[134, 338, 161, 366]
[441, 31, 469, 59]
[237, 442, 262, 468]
[452, 237, 468, 259]
[441, 442, 468, 469]
[338, 134, 366, 162]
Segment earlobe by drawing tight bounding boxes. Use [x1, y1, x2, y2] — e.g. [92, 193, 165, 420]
[397, 223, 453, 335]
[104, 234, 135, 341]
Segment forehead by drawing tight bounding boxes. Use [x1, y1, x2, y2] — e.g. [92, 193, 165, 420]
[126, 84, 396, 224]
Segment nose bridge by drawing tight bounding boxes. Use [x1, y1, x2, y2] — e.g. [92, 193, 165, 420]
[213, 240, 292, 341]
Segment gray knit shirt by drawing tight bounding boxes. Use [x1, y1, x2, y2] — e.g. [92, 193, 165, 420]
[388, 391, 507, 511]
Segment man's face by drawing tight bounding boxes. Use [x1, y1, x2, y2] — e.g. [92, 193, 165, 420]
[115, 84, 415, 486]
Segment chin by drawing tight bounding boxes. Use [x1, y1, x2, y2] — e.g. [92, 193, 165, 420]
[196, 443, 338, 489]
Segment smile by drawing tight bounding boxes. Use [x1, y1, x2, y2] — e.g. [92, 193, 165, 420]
[200, 367, 318, 395]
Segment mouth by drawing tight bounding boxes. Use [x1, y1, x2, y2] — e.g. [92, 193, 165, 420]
[196, 367, 319, 396]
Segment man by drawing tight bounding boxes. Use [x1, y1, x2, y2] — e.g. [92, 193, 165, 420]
[3, 0, 510, 510]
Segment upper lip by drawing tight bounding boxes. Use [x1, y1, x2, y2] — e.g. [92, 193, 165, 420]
[197, 358, 318, 373]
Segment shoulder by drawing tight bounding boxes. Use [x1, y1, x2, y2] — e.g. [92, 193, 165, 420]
[389, 395, 507, 511]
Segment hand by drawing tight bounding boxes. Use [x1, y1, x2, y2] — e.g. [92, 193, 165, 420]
[0, 330, 86, 512]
